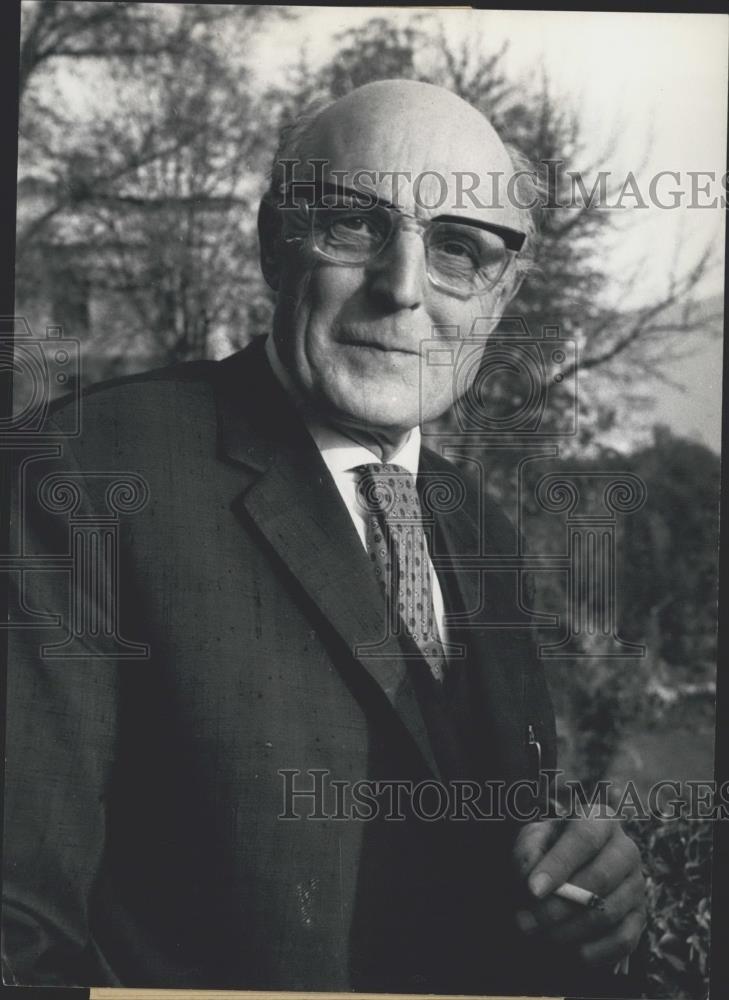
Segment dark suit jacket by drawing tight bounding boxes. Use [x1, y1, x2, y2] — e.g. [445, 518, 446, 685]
[2, 336, 643, 995]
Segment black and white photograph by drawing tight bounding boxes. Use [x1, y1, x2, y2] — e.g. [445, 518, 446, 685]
[1, 5, 726, 999]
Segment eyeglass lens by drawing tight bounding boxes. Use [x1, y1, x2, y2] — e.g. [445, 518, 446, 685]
[309, 204, 510, 294]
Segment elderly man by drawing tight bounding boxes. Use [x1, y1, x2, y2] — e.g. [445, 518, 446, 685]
[3, 80, 646, 995]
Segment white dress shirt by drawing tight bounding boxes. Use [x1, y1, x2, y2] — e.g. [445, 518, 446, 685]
[265, 335, 447, 639]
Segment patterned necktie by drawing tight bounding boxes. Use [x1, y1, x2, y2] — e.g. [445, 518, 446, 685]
[354, 463, 447, 683]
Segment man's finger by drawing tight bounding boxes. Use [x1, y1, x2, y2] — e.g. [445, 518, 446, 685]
[527, 817, 613, 898]
[579, 907, 647, 966]
[548, 869, 646, 946]
[515, 865, 645, 939]
[513, 818, 562, 877]
[527, 833, 639, 927]
[560, 827, 641, 900]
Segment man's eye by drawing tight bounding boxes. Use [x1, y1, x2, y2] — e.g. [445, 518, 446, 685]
[431, 234, 481, 266]
[439, 239, 474, 258]
[337, 214, 374, 233]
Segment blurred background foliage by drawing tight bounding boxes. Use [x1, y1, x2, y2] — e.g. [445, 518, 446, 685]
[15, 5, 721, 998]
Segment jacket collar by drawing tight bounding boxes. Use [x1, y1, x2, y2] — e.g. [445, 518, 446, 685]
[214, 337, 443, 779]
[214, 338, 528, 783]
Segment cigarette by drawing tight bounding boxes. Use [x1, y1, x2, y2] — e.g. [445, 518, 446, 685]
[553, 881, 605, 911]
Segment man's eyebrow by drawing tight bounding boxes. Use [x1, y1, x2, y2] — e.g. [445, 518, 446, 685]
[431, 214, 526, 239]
[318, 179, 396, 210]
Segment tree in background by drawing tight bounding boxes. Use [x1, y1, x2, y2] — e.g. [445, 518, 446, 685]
[619, 425, 720, 677]
[17, 1, 287, 373]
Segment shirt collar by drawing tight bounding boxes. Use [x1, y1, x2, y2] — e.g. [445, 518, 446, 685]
[308, 421, 421, 478]
[265, 334, 421, 477]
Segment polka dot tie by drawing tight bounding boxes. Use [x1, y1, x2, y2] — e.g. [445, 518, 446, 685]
[354, 463, 447, 683]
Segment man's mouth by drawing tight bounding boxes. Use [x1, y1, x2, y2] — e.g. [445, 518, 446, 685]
[342, 337, 419, 355]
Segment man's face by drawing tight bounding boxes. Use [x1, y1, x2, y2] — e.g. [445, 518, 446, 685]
[265, 82, 525, 436]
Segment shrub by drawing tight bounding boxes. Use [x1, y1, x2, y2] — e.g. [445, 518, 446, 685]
[624, 815, 712, 999]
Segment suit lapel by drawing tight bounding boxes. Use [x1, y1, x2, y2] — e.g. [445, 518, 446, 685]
[215, 339, 442, 780]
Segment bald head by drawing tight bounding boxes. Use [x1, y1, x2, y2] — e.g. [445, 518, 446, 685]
[305, 80, 514, 184]
[271, 78, 537, 251]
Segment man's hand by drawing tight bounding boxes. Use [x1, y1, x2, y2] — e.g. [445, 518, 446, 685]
[512, 810, 647, 967]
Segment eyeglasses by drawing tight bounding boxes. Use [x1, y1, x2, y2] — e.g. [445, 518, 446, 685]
[282, 193, 526, 300]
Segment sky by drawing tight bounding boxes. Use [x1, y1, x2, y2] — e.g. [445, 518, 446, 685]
[244, 8, 727, 452]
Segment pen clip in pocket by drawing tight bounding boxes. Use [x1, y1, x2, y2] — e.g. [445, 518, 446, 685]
[527, 723, 542, 779]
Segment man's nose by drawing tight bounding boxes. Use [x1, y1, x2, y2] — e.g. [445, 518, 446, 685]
[368, 229, 425, 310]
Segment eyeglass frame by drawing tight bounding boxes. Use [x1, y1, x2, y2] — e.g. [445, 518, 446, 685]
[278, 184, 527, 300]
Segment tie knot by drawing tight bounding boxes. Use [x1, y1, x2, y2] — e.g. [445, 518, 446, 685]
[352, 463, 421, 522]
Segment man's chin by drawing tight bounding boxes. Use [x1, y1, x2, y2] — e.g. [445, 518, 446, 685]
[318, 396, 423, 441]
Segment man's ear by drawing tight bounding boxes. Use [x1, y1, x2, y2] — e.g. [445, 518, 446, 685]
[257, 195, 282, 291]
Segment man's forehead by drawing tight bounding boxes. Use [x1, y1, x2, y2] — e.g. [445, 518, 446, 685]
[298, 87, 520, 223]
